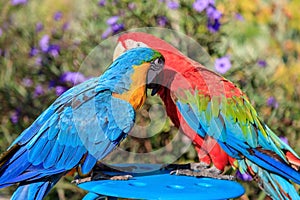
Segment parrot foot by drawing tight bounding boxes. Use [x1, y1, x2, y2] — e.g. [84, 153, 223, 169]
[71, 177, 92, 184]
[162, 163, 192, 171]
[72, 171, 133, 184]
[162, 162, 210, 171]
[94, 162, 138, 172]
[91, 171, 133, 181]
[170, 168, 235, 180]
[189, 162, 211, 171]
[109, 175, 133, 181]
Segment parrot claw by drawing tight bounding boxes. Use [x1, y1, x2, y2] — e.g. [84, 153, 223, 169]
[161, 163, 192, 171]
[91, 171, 133, 181]
[189, 162, 211, 171]
[89, 172, 133, 181]
[170, 168, 235, 180]
[162, 162, 210, 171]
[109, 174, 133, 181]
[71, 177, 92, 184]
[94, 162, 138, 172]
[72, 171, 133, 184]
[163, 162, 234, 180]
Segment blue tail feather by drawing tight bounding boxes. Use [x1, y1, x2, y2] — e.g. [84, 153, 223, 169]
[11, 175, 62, 200]
[244, 159, 300, 200]
[252, 149, 300, 184]
[81, 153, 97, 175]
[12, 182, 47, 200]
[221, 140, 300, 184]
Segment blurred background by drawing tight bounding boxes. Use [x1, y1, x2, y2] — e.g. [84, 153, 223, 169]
[0, 0, 299, 199]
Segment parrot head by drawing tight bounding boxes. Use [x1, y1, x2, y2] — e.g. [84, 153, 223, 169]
[113, 32, 182, 61]
[113, 32, 192, 96]
[109, 47, 165, 109]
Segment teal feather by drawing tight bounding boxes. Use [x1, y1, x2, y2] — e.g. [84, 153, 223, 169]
[175, 90, 300, 199]
[208, 117, 226, 142]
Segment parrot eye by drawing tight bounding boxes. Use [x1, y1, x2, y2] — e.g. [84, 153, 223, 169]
[151, 57, 165, 71]
[136, 42, 148, 48]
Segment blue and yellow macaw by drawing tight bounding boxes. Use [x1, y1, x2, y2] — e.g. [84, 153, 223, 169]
[0, 47, 164, 200]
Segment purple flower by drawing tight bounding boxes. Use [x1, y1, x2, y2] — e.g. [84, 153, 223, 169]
[279, 136, 289, 145]
[22, 78, 33, 87]
[48, 44, 60, 57]
[53, 11, 63, 21]
[128, 2, 136, 10]
[235, 13, 244, 21]
[206, 6, 222, 33]
[215, 56, 231, 74]
[36, 22, 43, 32]
[60, 72, 86, 85]
[207, 19, 221, 33]
[193, 0, 209, 13]
[102, 27, 112, 39]
[35, 56, 42, 66]
[167, 1, 179, 9]
[29, 47, 39, 57]
[192, 1, 222, 32]
[111, 23, 124, 33]
[39, 35, 50, 52]
[34, 85, 44, 97]
[62, 22, 69, 31]
[106, 16, 119, 25]
[0, 28, 2, 37]
[11, 0, 27, 5]
[267, 96, 279, 109]
[98, 0, 106, 6]
[55, 86, 67, 96]
[157, 16, 168, 27]
[257, 59, 267, 67]
[206, 6, 221, 20]
[48, 80, 56, 89]
[236, 170, 253, 181]
[10, 110, 20, 124]
[102, 16, 124, 38]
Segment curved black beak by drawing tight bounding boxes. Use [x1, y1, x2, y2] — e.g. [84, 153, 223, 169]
[147, 57, 165, 96]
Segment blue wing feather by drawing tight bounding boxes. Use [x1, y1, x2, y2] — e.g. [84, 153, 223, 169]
[80, 153, 97, 175]
[0, 77, 136, 193]
[0, 47, 159, 199]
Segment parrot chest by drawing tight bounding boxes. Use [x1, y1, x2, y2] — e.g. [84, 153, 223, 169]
[113, 63, 150, 110]
[113, 86, 146, 110]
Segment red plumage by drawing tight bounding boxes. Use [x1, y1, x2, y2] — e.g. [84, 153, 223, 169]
[118, 32, 239, 170]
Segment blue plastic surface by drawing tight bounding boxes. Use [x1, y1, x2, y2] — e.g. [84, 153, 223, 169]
[79, 164, 245, 200]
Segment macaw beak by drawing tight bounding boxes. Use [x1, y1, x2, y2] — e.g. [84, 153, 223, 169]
[147, 57, 165, 96]
[113, 42, 126, 61]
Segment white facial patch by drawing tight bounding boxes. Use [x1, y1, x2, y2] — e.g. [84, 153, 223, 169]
[113, 42, 126, 61]
[125, 39, 148, 49]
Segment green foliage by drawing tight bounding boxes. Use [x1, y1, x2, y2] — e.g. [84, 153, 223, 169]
[0, 0, 299, 199]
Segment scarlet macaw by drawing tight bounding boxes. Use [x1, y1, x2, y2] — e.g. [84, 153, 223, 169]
[0, 47, 164, 200]
[114, 32, 300, 199]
